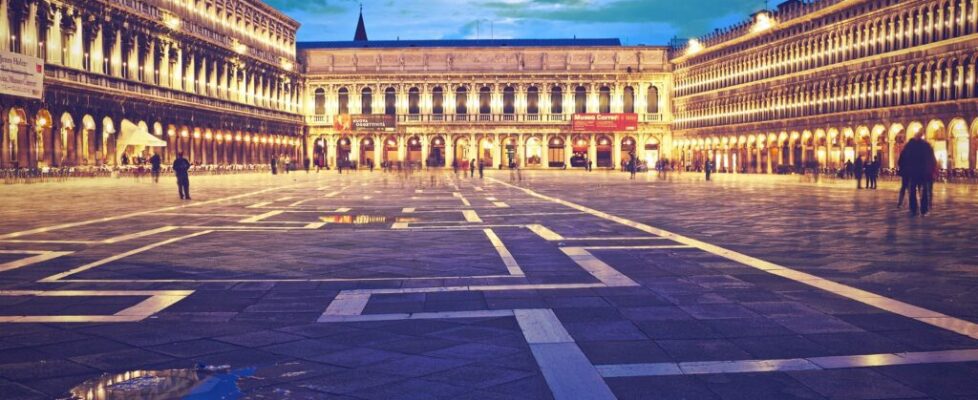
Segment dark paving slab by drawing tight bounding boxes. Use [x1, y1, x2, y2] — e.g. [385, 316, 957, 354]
[0, 171, 976, 399]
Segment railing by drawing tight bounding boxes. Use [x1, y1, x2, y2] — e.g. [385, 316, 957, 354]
[46, 65, 303, 124]
[2, 164, 272, 185]
[305, 113, 668, 126]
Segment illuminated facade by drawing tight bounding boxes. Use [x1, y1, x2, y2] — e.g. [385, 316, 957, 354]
[299, 40, 672, 169]
[0, 0, 304, 169]
[671, 0, 978, 173]
[6, 0, 977, 175]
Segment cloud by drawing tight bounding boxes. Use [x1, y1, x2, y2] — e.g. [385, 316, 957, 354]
[264, 0, 347, 14]
[287, 0, 760, 44]
[483, 0, 760, 37]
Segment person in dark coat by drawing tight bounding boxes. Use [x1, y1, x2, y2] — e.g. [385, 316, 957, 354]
[150, 153, 161, 183]
[173, 152, 191, 200]
[270, 156, 278, 175]
[628, 152, 637, 179]
[470, 159, 476, 177]
[897, 136, 937, 216]
[705, 160, 712, 181]
[867, 156, 880, 189]
[478, 159, 484, 179]
[854, 156, 864, 189]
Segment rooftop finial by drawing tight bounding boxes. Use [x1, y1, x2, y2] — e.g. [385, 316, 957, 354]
[354, 3, 368, 41]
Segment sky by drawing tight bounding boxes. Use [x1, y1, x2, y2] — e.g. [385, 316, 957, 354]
[267, 0, 770, 45]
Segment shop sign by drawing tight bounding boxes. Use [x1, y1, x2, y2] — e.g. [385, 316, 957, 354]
[334, 114, 396, 131]
[0, 51, 43, 99]
[571, 113, 638, 132]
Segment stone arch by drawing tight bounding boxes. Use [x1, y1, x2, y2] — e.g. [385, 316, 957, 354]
[948, 118, 970, 169]
[80, 115, 97, 165]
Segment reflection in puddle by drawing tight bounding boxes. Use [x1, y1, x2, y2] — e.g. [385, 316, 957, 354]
[319, 215, 419, 225]
[66, 365, 254, 400]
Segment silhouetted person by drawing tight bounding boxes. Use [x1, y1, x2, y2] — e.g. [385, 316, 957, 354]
[121, 153, 130, 166]
[628, 153, 637, 179]
[478, 159, 484, 179]
[173, 152, 191, 200]
[303, 158, 310, 173]
[705, 160, 712, 181]
[150, 153, 161, 183]
[452, 159, 458, 175]
[867, 156, 880, 189]
[844, 159, 853, 179]
[898, 135, 937, 216]
[854, 156, 864, 189]
[470, 159, 476, 177]
[270, 157, 278, 175]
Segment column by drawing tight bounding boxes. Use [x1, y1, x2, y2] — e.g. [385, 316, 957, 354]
[588, 135, 597, 168]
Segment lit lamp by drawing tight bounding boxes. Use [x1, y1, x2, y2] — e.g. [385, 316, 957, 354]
[751, 11, 776, 33]
[686, 39, 704, 56]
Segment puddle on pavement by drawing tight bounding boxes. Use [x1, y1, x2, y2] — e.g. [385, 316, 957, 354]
[65, 365, 255, 400]
[319, 215, 419, 225]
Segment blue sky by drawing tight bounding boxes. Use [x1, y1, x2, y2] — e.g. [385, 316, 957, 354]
[267, 0, 768, 45]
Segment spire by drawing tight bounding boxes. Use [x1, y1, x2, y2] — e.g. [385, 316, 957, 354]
[354, 4, 368, 41]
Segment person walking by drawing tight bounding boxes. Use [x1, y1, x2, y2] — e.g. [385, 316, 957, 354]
[150, 153, 161, 183]
[628, 153, 637, 180]
[898, 134, 937, 216]
[705, 159, 712, 181]
[478, 159, 484, 179]
[452, 159, 458, 175]
[867, 156, 880, 189]
[270, 156, 278, 175]
[470, 159, 476, 178]
[844, 159, 853, 179]
[173, 152, 191, 200]
[854, 156, 864, 189]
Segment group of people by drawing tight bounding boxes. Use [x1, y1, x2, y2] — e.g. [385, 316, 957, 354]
[845, 156, 882, 189]
[896, 133, 939, 216]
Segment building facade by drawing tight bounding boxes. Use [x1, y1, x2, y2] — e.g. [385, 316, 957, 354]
[671, 0, 978, 174]
[0, 0, 305, 169]
[298, 39, 672, 170]
[5, 0, 977, 175]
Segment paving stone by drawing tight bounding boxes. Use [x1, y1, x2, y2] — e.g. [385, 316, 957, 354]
[4, 171, 978, 399]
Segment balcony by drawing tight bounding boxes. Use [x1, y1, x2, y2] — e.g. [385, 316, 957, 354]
[304, 113, 665, 126]
[46, 65, 302, 124]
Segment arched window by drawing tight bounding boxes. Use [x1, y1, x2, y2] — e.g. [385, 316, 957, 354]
[361, 87, 372, 114]
[408, 87, 420, 114]
[338, 87, 349, 114]
[550, 86, 563, 114]
[599, 86, 611, 113]
[456, 86, 468, 114]
[575, 86, 587, 113]
[503, 86, 515, 114]
[623, 86, 635, 113]
[385, 87, 396, 115]
[479, 87, 492, 114]
[647, 86, 659, 114]
[527, 86, 539, 114]
[432, 87, 444, 114]
[314, 88, 326, 115]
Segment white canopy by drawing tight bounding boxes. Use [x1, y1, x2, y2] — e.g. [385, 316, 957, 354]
[116, 120, 166, 161]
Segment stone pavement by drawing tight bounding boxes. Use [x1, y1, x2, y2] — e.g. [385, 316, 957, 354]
[1, 170, 977, 399]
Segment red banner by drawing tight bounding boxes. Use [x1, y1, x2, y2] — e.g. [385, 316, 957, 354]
[571, 113, 638, 132]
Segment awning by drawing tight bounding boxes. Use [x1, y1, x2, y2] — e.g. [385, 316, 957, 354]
[115, 120, 166, 163]
[118, 119, 167, 148]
